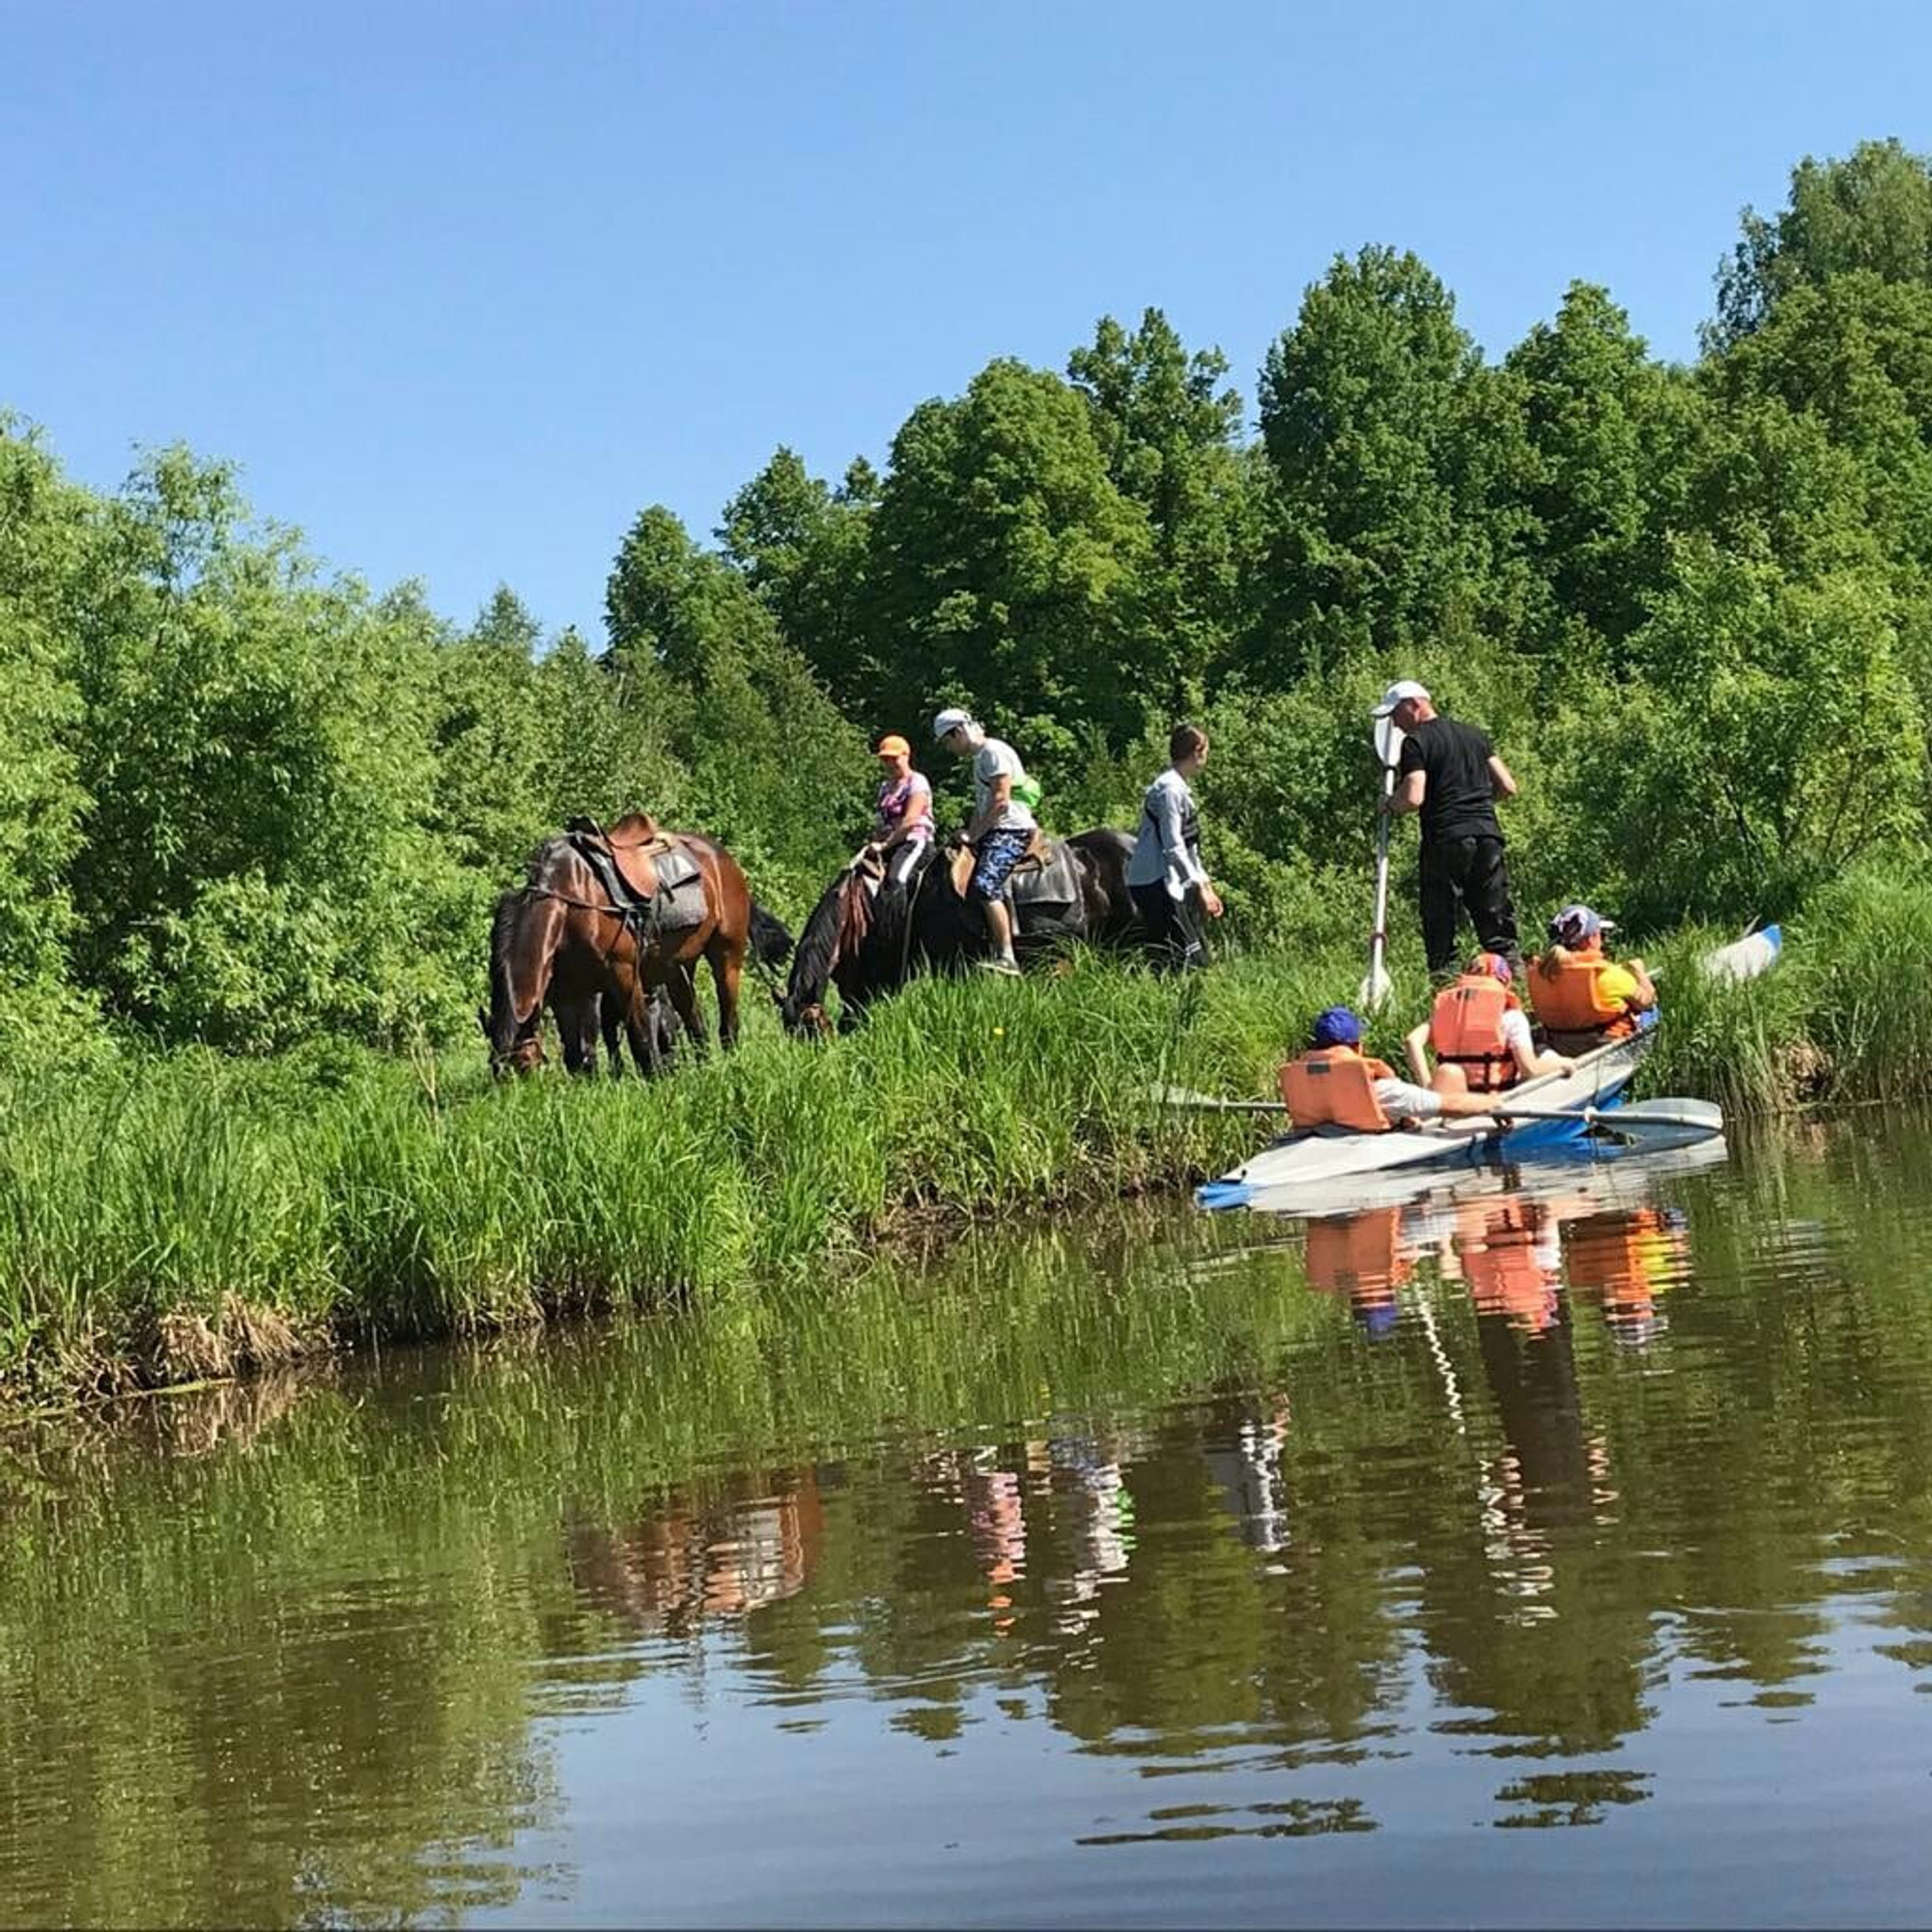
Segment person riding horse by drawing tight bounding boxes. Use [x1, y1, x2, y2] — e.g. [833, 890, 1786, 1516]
[866, 734, 934, 894]
[932, 707, 1036, 977]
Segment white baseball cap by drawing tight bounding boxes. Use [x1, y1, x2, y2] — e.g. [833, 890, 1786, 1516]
[932, 707, 974, 740]
[1371, 680, 1430, 718]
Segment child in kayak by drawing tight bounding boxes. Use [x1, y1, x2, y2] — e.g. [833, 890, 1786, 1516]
[1280, 1007, 1501, 1132]
[1528, 905, 1657, 1055]
[1404, 952, 1572, 1097]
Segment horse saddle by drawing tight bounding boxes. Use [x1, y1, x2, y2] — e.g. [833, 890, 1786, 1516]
[566, 814, 705, 931]
[947, 831, 1076, 911]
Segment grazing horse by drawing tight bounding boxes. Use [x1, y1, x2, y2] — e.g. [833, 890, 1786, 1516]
[486, 821, 792, 1076]
[779, 828, 1142, 1036]
[777, 850, 905, 1037]
[547, 983, 683, 1079]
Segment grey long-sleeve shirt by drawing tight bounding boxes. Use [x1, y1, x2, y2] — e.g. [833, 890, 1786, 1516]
[1126, 768, 1208, 899]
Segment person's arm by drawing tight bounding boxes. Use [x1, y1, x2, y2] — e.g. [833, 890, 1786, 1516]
[1383, 770, 1426, 817]
[1625, 957, 1657, 1010]
[1154, 781, 1223, 919]
[1488, 754, 1518, 799]
[1506, 1011, 1543, 1079]
[1405, 1019, 1433, 1086]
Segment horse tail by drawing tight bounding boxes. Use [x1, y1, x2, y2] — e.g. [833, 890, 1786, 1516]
[750, 899, 794, 966]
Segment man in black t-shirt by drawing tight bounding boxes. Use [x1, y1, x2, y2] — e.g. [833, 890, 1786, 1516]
[1373, 679, 1522, 980]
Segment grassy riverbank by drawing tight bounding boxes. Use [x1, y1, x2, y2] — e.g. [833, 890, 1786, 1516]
[0, 864, 1920, 1406]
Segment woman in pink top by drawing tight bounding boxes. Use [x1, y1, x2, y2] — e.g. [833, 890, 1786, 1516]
[869, 733, 934, 892]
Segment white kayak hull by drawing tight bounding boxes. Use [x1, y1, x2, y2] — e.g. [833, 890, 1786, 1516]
[1197, 1034, 1650, 1212]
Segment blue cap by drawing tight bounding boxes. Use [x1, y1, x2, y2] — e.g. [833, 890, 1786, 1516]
[1312, 1006, 1363, 1048]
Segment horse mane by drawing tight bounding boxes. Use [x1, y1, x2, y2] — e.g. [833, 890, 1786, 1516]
[782, 875, 852, 1019]
[487, 883, 534, 1056]
[487, 837, 573, 1054]
[781, 867, 873, 1022]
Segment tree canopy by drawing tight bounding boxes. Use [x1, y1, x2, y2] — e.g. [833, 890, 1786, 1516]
[5, 135, 1932, 1051]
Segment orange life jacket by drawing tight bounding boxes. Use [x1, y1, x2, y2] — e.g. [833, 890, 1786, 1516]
[1528, 950, 1636, 1041]
[1279, 1047, 1397, 1132]
[1430, 976, 1520, 1093]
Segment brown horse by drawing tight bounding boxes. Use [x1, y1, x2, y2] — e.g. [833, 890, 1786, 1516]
[484, 822, 792, 1076]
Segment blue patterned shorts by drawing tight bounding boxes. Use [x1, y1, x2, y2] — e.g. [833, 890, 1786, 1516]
[971, 828, 1032, 900]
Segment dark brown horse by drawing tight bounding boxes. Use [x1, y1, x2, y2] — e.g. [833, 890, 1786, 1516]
[486, 823, 792, 1076]
[779, 828, 1142, 1036]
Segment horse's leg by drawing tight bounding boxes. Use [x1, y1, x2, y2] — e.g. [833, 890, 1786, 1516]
[710, 935, 744, 1049]
[600, 993, 629, 1079]
[557, 995, 596, 1076]
[661, 959, 709, 1055]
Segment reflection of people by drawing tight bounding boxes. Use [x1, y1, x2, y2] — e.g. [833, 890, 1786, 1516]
[1201, 1392, 1293, 1554]
[1304, 1207, 1410, 1338]
[564, 1470, 825, 1637]
[1457, 1199, 1561, 1335]
[1563, 1204, 1689, 1347]
[1047, 1432, 1137, 1633]
[1528, 905, 1657, 1055]
[960, 1447, 1030, 1632]
[1126, 722, 1224, 974]
[1467, 1234, 1593, 1536]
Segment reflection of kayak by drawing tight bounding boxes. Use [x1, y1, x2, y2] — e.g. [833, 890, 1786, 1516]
[1197, 1035, 1650, 1212]
[1197, 925, 1779, 1216]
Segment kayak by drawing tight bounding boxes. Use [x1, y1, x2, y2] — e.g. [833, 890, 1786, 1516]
[1222, 1122, 1732, 1224]
[1196, 923, 1782, 1215]
[1196, 1034, 1651, 1212]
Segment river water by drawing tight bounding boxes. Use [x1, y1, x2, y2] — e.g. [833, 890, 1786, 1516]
[4, 1118, 1932, 1927]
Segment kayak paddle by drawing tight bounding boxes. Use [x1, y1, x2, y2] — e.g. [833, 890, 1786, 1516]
[1359, 714, 1403, 1012]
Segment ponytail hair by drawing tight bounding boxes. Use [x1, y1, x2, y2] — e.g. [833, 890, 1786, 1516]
[1169, 722, 1208, 764]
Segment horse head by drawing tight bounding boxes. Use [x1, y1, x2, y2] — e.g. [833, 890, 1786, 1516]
[479, 1005, 546, 1079]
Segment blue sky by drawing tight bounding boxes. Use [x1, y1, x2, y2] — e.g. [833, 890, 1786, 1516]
[8, 1, 1928, 640]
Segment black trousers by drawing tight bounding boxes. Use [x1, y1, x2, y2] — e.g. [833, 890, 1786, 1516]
[1420, 835, 1520, 978]
[1130, 882, 1209, 973]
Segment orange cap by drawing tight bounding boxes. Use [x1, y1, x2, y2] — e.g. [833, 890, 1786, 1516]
[876, 733, 911, 758]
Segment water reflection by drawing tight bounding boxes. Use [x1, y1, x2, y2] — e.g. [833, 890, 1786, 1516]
[565, 1470, 825, 1638]
[6, 1123, 1932, 1924]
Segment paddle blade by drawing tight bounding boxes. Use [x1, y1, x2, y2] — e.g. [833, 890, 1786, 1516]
[1609, 1097, 1724, 1133]
[1358, 960, 1395, 1011]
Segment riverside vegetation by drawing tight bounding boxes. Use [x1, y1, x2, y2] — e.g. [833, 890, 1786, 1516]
[0, 861, 1921, 1405]
[6, 139, 1932, 1399]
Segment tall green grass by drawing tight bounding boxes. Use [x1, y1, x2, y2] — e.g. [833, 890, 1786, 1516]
[1, 866, 1927, 1405]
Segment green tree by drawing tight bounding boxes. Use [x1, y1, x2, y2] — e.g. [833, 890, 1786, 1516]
[1505, 282, 1702, 650]
[0, 424, 91, 1013]
[1066, 308, 1261, 695]
[1707, 272, 1932, 582]
[64, 450, 471, 1049]
[860, 358, 1163, 762]
[1710, 138, 1932, 351]
[1599, 548, 1923, 924]
[607, 505, 870, 908]
[1255, 247, 1535, 679]
[717, 447, 876, 713]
